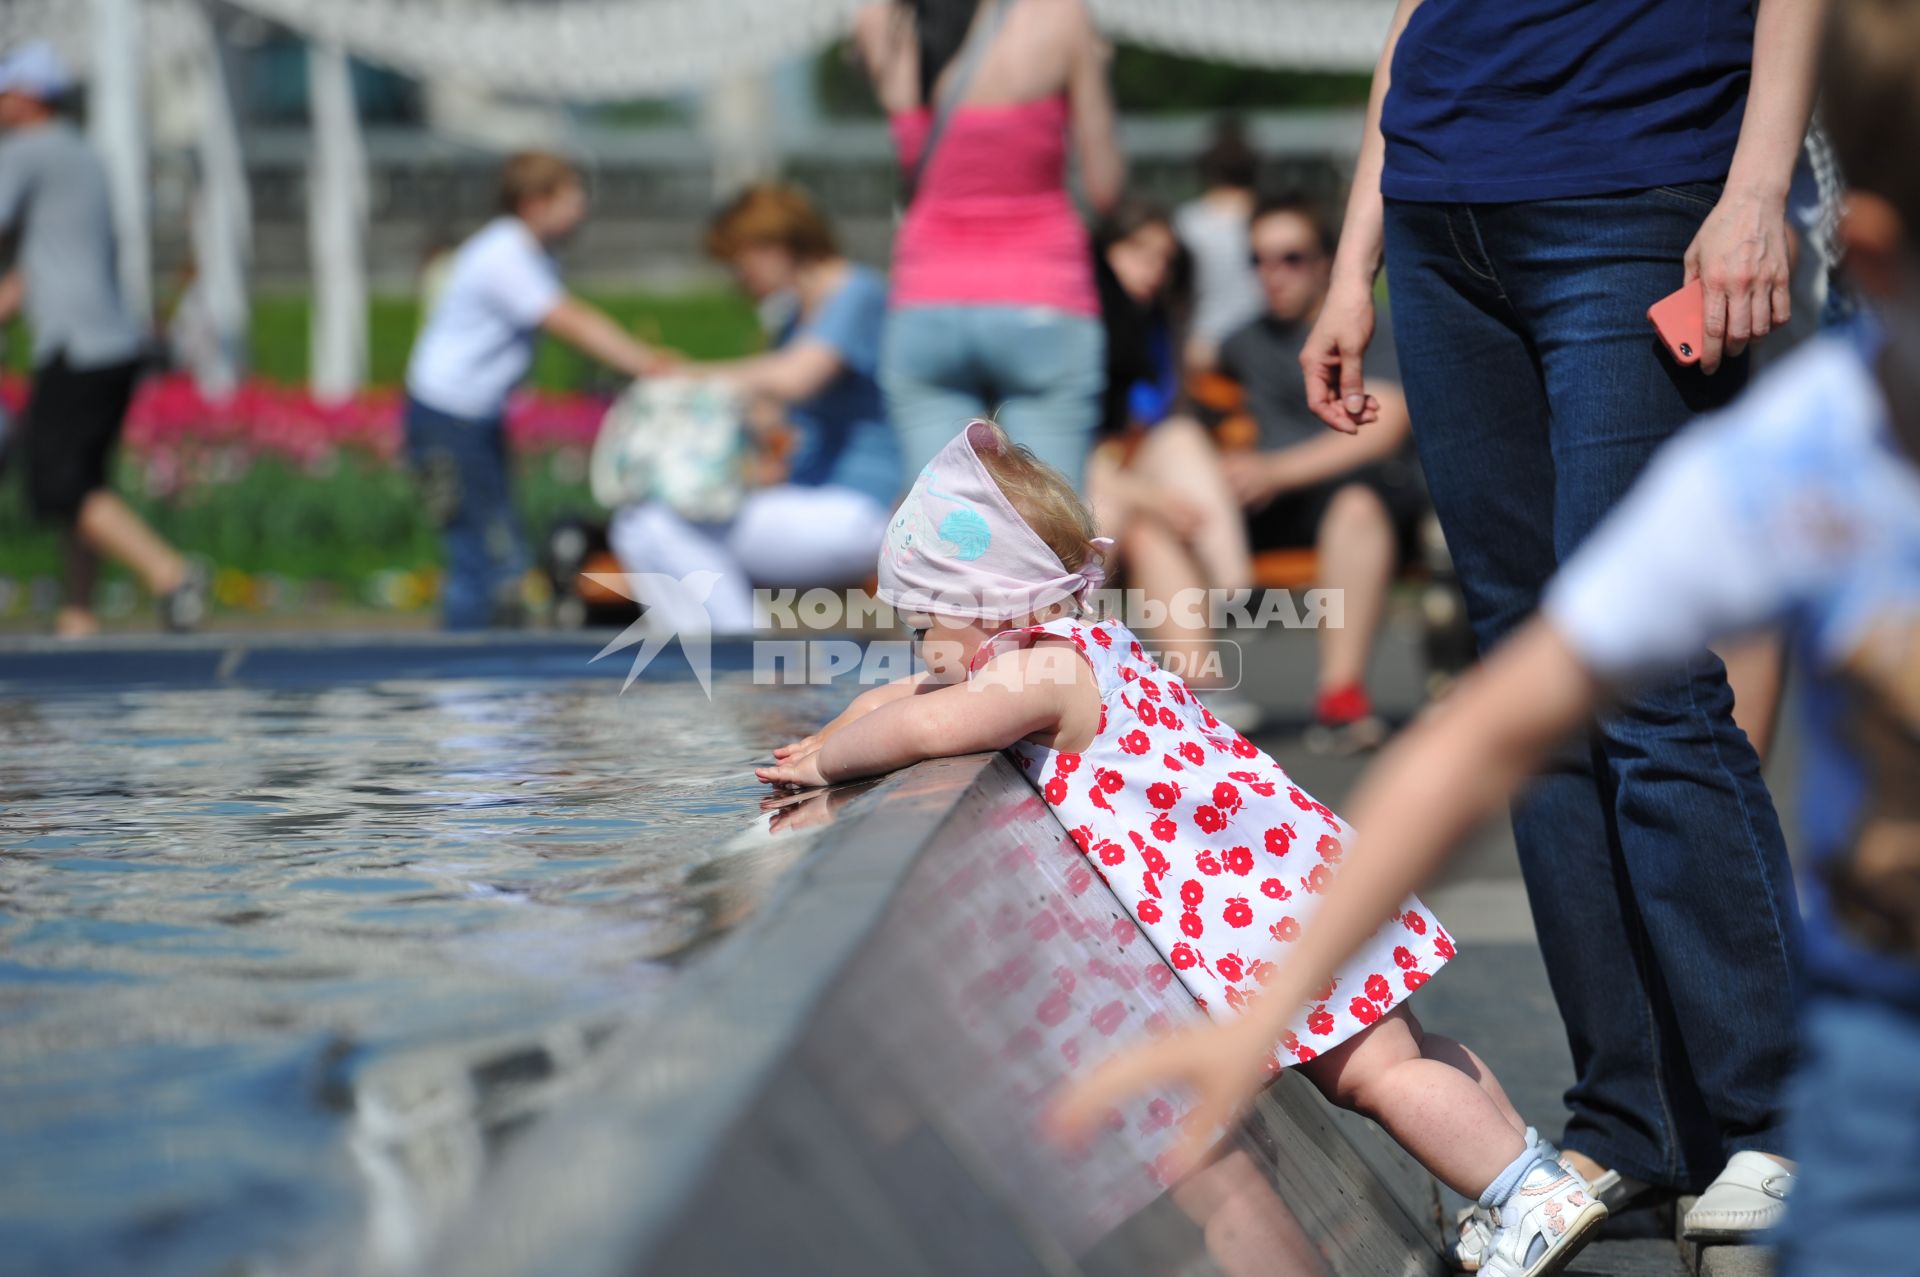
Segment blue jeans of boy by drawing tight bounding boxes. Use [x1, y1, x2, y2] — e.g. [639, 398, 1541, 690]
[1776, 993, 1920, 1275]
[1383, 185, 1801, 1190]
[405, 398, 528, 631]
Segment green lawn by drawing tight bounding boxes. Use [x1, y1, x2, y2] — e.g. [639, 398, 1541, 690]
[6, 288, 766, 388]
[0, 289, 767, 618]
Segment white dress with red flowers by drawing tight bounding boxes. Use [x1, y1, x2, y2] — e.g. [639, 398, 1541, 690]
[976, 615, 1454, 1066]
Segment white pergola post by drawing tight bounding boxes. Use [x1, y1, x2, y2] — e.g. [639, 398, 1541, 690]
[87, 0, 152, 325]
[187, 0, 252, 399]
[308, 39, 368, 403]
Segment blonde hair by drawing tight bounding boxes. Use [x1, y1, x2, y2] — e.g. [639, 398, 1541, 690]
[705, 183, 838, 263]
[970, 420, 1099, 577]
[498, 151, 581, 216]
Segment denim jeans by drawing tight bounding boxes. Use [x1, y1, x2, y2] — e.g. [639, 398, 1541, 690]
[882, 304, 1105, 488]
[404, 397, 528, 631]
[1383, 187, 1801, 1189]
[1776, 994, 1920, 1276]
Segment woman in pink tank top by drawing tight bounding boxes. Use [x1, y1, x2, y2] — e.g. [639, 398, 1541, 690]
[855, 0, 1123, 489]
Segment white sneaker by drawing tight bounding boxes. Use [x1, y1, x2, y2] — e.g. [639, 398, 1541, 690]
[1682, 1151, 1793, 1242]
[1480, 1163, 1608, 1277]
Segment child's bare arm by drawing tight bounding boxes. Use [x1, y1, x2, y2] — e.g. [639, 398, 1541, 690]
[771, 672, 935, 762]
[757, 648, 1081, 790]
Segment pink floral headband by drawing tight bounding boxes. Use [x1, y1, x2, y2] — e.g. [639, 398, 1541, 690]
[877, 421, 1112, 620]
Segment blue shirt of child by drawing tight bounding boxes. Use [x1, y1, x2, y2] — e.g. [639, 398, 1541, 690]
[1548, 327, 1920, 1013]
[1381, 0, 1755, 203]
[780, 263, 902, 509]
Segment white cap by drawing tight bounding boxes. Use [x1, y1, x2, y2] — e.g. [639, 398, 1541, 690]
[0, 41, 73, 102]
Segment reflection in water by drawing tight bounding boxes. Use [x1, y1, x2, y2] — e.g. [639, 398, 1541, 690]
[0, 675, 850, 1277]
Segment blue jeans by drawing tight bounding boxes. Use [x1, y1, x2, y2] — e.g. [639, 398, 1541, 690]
[404, 398, 528, 631]
[1776, 994, 1920, 1276]
[1383, 187, 1800, 1189]
[882, 305, 1104, 488]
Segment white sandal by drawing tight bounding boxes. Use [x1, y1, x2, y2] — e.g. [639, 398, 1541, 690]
[1480, 1166, 1608, 1277]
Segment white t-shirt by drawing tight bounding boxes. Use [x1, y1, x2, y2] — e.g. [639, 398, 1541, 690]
[1174, 197, 1264, 349]
[405, 217, 564, 420]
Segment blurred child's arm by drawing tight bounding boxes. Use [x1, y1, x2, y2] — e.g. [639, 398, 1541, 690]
[758, 647, 1087, 790]
[699, 340, 845, 405]
[542, 295, 677, 380]
[1053, 618, 1601, 1169]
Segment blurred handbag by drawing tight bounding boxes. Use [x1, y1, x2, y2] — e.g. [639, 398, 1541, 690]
[590, 376, 748, 521]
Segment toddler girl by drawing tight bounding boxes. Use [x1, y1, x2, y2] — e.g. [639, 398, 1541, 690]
[758, 421, 1604, 1276]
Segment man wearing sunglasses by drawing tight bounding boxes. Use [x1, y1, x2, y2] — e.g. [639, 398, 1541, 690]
[1215, 194, 1424, 754]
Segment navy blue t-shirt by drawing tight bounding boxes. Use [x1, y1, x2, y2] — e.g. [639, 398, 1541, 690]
[1381, 0, 1755, 204]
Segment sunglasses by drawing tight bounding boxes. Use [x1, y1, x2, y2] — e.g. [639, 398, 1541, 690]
[1250, 249, 1323, 270]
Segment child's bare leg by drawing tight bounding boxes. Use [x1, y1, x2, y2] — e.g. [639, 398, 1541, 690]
[1418, 1030, 1529, 1139]
[1296, 1004, 1525, 1198]
[1171, 1145, 1329, 1277]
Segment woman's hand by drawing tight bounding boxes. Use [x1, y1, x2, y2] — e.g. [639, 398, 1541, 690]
[1299, 278, 1382, 435]
[1685, 185, 1793, 375]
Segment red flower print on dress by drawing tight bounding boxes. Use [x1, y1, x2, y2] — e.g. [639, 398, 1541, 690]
[1119, 729, 1152, 755]
[1151, 814, 1179, 842]
[1094, 839, 1126, 866]
[1213, 781, 1243, 813]
[1180, 909, 1204, 939]
[1130, 640, 1146, 660]
[1137, 898, 1162, 924]
[1194, 805, 1227, 834]
[1223, 897, 1254, 928]
[1201, 705, 1220, 729]
[1260, 877, 1292, 901]
[1120, 666, 1139, 683]
[1264, 823, 1298, 857]
[1404, 970, 1429, 991]
[1316, 834, 1344, 863]
[1288, 786, 1341, 828]
[1095, 767, 1125, 794]
[1179, 880, 1205, 908]
[1306, 1006, 1335, 1035]
[1393, 946, 1417, 970]
[1402, 910, 1428, 936]
[1147, 782, 1182, 810]
[1249, 958, 1276, 984]
[1139, 678, 1162, 701]
[1229, 769, 1277, 797]
[1222, 845, 1254, 876]
[1089, 786, 1113, 813]
[1161, 753, 1185, 772]
[1170, 942, 1201, 970]
[1229, 734, 1258, 758]
[1224, 985, 1251, 1011]
[1091, 627, 1113, 649]
[1044, 777, 1069, 803]
[1349, 996, 1382, 1025]
[1161, 705, 1185, 730]
[1301, 864, 1332, 895]
[1195, 849, 1221, 876]
[1365, 973, 1392, 1004]
[1097, 704, 1108, 734]
[1269, 915, 1301, 942]
[1140, 845, 1168, 876]
[1312, 977, 1337, 1002]
[1181, 741, 1207, 766]
[1435, 931, 1457, 961]
[1055, 753, 1081, 775]
[1069, 825, 1094, 854]
[1216, 953, 1245, 983]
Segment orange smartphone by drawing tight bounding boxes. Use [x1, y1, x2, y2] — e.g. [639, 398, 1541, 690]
[1648, 280, 1706, 366]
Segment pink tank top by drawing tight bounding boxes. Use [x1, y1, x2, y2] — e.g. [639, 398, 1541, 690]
[890, 95, 1099, 317]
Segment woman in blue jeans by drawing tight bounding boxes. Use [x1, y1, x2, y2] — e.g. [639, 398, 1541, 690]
[854, 0, 1122, 486]
[1296, 0, 1825, 1242]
